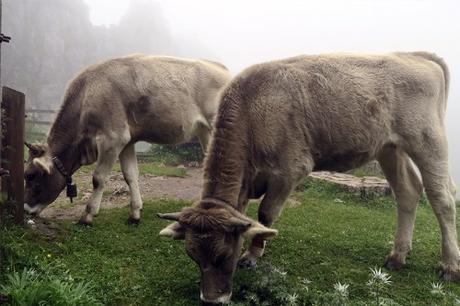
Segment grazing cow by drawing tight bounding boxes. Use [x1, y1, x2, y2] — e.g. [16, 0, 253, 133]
[24, 55, 231, 225]
[159, 52, 458, 303]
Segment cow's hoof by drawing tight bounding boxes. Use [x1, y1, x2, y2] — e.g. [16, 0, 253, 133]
[384, 255, 405, 271]
[238, 254, 258, 269]
[77, 219, 92, 227]
[126, 217, 140, 226]
[439, 265, 460, 281]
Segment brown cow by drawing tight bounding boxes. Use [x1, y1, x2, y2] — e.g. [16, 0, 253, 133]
[159, 52, 458, 303]
[24, 55, 231, 225]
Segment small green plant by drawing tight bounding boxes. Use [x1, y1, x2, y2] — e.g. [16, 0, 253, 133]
[0, 267, 100, 306]
[366, 267, 395, 306]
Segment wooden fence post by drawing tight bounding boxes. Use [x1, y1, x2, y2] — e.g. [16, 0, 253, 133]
[1, 86, 25, 225]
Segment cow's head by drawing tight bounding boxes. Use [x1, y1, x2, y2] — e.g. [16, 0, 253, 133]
[158, 200, 277, 304]
[23, 142, 67, 215]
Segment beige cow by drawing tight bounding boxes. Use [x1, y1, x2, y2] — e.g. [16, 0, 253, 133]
[24, 55, 231, 225]
[159, 52, 458, 303]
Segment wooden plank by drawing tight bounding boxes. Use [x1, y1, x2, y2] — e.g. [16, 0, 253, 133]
[27, 131, 47, 136]
[25, 109, 56, 114]
[1, 87, 25, 225]
[25, 119, 52, 125]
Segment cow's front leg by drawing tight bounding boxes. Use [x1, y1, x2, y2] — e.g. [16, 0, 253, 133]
[79, 143, 122, 226]
[239, 177, 293, 268]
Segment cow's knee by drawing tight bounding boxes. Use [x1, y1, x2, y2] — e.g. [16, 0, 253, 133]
[449, 178, 457, 199]
[258, 209, 275, 227]
[92, 174, 105, 190]
[427, 188, 456, 217]
[123, 175, 133, 187]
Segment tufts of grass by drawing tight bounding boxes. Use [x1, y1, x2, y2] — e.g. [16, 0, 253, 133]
[0, 266, 100, 306]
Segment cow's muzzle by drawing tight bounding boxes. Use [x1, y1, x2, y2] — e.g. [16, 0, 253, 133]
[200, 291, 232, 304]
[24, 203, 44, 216]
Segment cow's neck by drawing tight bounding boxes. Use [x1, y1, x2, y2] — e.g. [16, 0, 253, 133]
[52, 145, 82, 177]
[47, 91, 83, 176]
[200, 96, 249, 212]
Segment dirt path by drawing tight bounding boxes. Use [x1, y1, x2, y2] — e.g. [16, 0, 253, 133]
[38, 167, 389, 221]
[40, 167, 204, 220]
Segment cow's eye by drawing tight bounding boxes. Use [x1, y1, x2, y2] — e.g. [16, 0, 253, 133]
[25, 173, 36, 182]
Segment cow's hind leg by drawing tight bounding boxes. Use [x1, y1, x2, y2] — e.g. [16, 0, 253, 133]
[195, 120, 212, 153]
[119, 143, 143, 225]
[408, 130, 460, 280]
[239, 176, 294, 268]
[79, 136, 127, 225]
[378, 145, 423, 270]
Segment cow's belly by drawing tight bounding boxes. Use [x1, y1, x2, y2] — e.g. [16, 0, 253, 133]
[309, 126, 386, 172]
[127, 94, 204, 144]
[133, 121, 193, 144]
[130, 113, 199, 145]
[312, 150, 374, 172]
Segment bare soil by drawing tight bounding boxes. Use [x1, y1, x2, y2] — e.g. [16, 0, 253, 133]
[39, 167, 204, 221]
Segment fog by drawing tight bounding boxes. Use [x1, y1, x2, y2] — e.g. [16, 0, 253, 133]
[2, 0, 460, 195]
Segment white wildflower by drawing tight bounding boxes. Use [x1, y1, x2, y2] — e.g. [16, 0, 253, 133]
[247, 293, 258, 302]
[334, 282, 350, 297]
[301, 277, 312, 285]
[273, 266, 287, 277]
[285, 292, 299, 305]
[27, 268, 37, 277]
[370, 267, 392, 285]
[430, 282, 445, 296]
[301, 277, 312, 291]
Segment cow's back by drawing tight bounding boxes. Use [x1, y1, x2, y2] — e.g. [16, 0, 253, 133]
[231, 52, 447, 172]
[73, 55, 230, 144]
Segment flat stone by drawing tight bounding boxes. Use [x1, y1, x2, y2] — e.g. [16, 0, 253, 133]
[309, 171, 392, 198]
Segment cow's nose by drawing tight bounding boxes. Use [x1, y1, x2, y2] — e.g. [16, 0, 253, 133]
[200, 291, 232, 304]
[24, 203, 42, 215]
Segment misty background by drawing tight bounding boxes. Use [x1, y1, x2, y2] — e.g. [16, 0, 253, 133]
[2, 0, 460, 195]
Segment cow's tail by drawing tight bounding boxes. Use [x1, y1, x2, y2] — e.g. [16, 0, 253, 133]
[413, 52, 450, 102]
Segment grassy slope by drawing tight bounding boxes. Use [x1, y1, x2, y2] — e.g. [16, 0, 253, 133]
[2, 180, 460, 305]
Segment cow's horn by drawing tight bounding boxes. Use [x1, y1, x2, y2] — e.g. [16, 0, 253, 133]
[227, 217, 251, 229]
[157, 212, 182, 221]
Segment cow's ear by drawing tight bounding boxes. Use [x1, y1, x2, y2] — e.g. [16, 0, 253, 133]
[241, 222, 278, 240]
[33, 156, 53, 175]
[159, 222, 185, 240]
[226, 217, 251, 231]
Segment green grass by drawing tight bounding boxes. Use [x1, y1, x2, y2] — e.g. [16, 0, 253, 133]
[148, 143, 203, 166]
[79, 162, 186, 178]
[2, 180, 460, 305]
